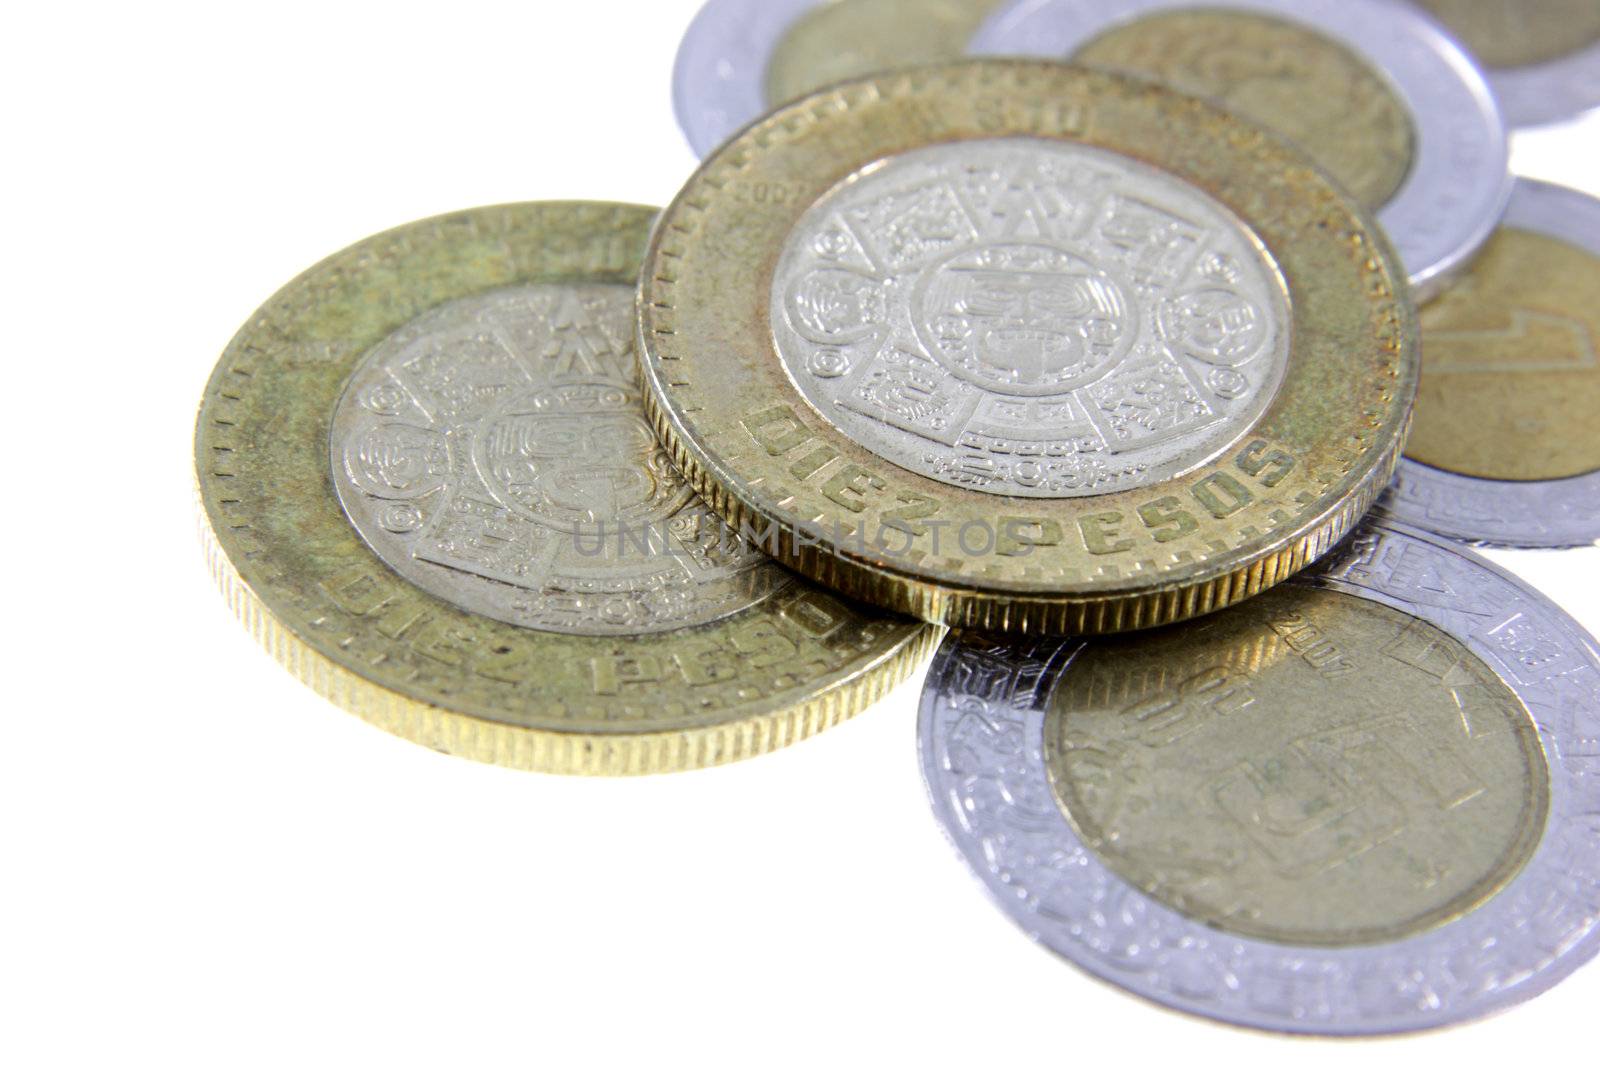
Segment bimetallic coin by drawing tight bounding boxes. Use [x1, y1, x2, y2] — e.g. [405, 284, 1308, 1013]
[971, 0, 1512, 298]
[673, 0, 1003, 158]
[771, 139, 1294, 500]
[919, 518, 1600, 1034]
[1380, 180, 1600, 548]
[640, 62, 1418, 634]
[330, 284, 791, 635]
[1414, 0, 1600, 128]
[196, 202, 935, 775]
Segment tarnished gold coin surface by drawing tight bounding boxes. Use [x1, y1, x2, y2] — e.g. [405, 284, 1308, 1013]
[1075, 9, 1417, 210]
[639, 62, 1418, 634]
[1410, 228, 1600, 482]
[1046, 584, 1548, 947]
[1416, 0, 1600, 68]
[764, 0, 1004, 107]
[196, 202, 935, 775]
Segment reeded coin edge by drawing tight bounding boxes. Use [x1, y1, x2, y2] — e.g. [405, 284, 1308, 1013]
[645, 365, 1410, 634]
[639, 60, 1418, 634]
[198, 485, 939, 774]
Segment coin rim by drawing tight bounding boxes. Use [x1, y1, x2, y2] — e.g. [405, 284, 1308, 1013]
[672, 0, 831, 158]
[639, 61, 1419, 634]
[1484, 34, 1600, 129]
[194, 200, 937, 776]
[1380, 178, 1600, 549]
[768, 137, 1298, 501]
[969, 0, 1513, 299]
[917, 517, 1600, 1035]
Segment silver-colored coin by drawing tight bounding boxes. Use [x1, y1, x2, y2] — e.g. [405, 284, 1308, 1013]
[331, 283, 791, 636]
[1405, 0, 1600, 129]
[919, 517, 1600, 1035]
[971, 0, 1512, 299]
[1379, 180, 1600, 549]
[672, 0, 1003, 158]
[770, 138, 1293, 498]
[1486, 39, 1600, 130]
[673, 0, 840, 159]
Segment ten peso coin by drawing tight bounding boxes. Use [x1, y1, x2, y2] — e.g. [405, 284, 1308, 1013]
[1413, 0, 1600, 129]
[638, 61, 1419, 634]
[195, 201, 935, 775]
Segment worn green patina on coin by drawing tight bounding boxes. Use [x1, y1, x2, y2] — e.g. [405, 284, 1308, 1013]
[196, 202, 935, 774]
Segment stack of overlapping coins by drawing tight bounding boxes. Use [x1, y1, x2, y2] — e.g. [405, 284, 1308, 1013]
[195, 0, 1600, 1036]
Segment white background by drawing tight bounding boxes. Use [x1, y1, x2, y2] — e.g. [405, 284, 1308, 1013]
[4, 1, 1598, 1063]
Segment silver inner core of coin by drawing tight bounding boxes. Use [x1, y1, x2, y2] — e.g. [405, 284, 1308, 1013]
[331, 284, 787, 636]
[969, 0, 1512, 300]
[770, 138, 1292, 499]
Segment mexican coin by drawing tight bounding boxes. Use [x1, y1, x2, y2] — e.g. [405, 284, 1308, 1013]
[195, 201, 935, 775]
[1414, 0, 1600, 128]
[919, 517, 1600, 1034]
[970, 0, 1512, 298]
[639, 61, 1418, 634]
[673, 0, 1004, 158]
[1380, 180, 1600, 548]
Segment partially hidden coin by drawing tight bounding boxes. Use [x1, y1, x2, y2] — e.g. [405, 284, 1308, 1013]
[195, 201, 935, 775]
[1380, 179, 1600, 548]
[639, 61, 1418, 634]
[971, 0, 1512, 298]
[673, 0, 1004, 158]
[1414, 0, 1600, 128]
[919, 516, 1600, 1034]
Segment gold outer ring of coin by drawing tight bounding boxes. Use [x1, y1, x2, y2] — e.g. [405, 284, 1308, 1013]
[638, 60, 1419, 635]
[195, 201, 937, 775]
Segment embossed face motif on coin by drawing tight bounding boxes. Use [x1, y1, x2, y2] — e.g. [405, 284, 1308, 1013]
[1045, 586, 1548, 946]
[333, 284, 787, 636]
[771, 139, 1291, 498]
[1074, 10, 1417, 210]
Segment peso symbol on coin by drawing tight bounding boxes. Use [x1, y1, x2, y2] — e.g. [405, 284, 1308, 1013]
[1379, 179, 1600, 548]
[639, 61, 1419, 634]
[1413, 0, 1600, 128]
[672, 0, 1005, 158]
[195, 202, 935, 775]
[970, 0, 1512, 298]
[919, 517, 1600, 1034]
